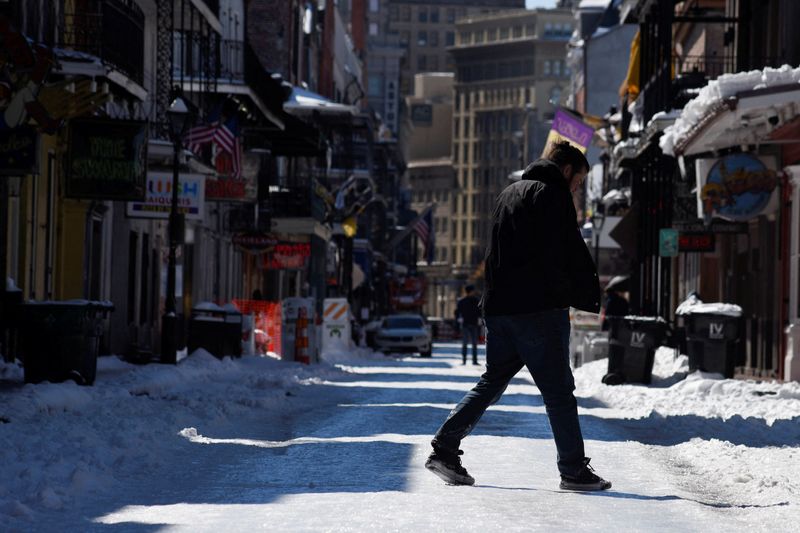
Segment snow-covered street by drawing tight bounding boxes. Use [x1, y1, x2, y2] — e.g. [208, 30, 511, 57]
[1, 344, 799, 532]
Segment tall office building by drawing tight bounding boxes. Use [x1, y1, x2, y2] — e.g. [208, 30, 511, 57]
[449, 8, 574, 281]
[366, 0, 524, 135]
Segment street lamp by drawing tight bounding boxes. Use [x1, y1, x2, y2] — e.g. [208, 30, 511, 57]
[161, 91, 193, 364]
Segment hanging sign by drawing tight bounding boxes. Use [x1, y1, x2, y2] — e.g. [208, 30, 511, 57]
[66, 118, 148, 200]
[126, 172, 205, 220]
[232, 232, 278, 253]
[695, 154, 779, 222]
[261, 242, 312, 269]
[0, 126, 38, 176]
[541, 108, 594, 155]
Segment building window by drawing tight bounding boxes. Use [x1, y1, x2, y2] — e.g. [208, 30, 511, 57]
[453, 143, 459, 162]
[447, 8, 456, 23]
[430, 31, 439, 47]
[460, 31, 470, 45]
[400, 6, 410, 21]
[417, 54, 427, 70]
[488, 28, 497, 41]
[553, 60, 561, 76]
[544, 60, 551, 75]
[418, 31, 427, 46]
[418, 6, 428, 23]
[369, 0, 379, 12]
[430, 55, 438, 70]
[399, 30, 410, 47]
[389, 5, 398, 19]
[545, 22, 553, 37]
[550, 86, 562, 105]
[369, 22, 378, 36]
[445, 31, 455, 46]
[525, 23, 535, 36]
[474, 30, 484, 44]
[500, 27, 509, 40]
[464, 117, 470, 137]
[513, 25, 522, 38]
[431, 7, 439, 23]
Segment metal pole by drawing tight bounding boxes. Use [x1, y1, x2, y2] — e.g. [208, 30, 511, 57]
[161, 138, 180, 363]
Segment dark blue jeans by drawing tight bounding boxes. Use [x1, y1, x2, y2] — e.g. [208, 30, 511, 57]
[462, 324, 479, 363]
[432, 309, 586, 476]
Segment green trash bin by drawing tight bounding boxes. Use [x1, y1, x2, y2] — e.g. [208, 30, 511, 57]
[18, 300, 114, 385]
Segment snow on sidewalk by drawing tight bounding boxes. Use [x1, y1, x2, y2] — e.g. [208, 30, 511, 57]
[0, 345, 798, 531]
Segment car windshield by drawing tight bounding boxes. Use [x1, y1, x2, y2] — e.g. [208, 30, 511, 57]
[383, 317, 424, 329]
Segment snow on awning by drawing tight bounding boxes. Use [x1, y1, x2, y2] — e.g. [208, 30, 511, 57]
[283, 87, 358, 117]
[660, 65, 800, 157]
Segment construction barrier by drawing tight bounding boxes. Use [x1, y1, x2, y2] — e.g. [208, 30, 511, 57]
[232, 299, 282, 356]
[322, 298, 351, 356]
[281, 297, 317, 364]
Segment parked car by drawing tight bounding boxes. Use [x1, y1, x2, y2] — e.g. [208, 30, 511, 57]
[374, 314, 432, 357]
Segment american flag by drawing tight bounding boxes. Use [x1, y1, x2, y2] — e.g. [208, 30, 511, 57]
[184, 124, 215, 155]
[183, 114, 241, 178]
[213, 116, 241, 178]
[412, 206, 435, 264]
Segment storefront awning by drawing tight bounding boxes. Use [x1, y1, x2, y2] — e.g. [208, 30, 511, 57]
[283, 87, 359, 117]
[661, 66, 800, 157]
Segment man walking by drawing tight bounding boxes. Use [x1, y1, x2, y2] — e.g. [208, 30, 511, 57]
[456, 285, 481, 365]
[425, 141, 611, 491]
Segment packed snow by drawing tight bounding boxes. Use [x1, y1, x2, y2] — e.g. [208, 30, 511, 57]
[0, 344, 798, 531]
[660, 65, 800, 156]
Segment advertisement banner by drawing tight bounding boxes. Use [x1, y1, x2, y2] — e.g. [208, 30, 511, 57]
[66, 118, 148, 200]
[126, 172, 205, 220]
[0, 126, 38, 176]
[695, 154, 779, 222]
[542, 109, 595, 155]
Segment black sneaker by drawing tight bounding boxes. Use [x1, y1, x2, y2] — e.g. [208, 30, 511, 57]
[425, 447, 475, 485]
[559, 458, 611, 491]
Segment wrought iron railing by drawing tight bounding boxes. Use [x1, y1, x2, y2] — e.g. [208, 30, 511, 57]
[218, 39, 244, 81]
[59, 0, 145, 85]
[265, 186, 327, 221]
[673, 54, 736, 80]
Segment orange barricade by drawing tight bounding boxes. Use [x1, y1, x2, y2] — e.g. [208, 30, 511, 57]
[232, 299, 282, 355]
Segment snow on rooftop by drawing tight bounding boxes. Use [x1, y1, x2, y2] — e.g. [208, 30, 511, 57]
[660, 65, 800, 156]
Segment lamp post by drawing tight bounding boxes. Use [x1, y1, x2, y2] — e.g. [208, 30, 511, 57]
[161, 92, 193, 363]
[592, 206, 605, 269]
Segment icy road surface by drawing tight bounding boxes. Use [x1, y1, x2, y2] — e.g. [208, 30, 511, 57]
[1, 344, 798, 532]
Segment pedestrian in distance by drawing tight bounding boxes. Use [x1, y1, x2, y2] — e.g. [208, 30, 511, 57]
[425, 141, 612, 491]
[456, 285, 481, 365]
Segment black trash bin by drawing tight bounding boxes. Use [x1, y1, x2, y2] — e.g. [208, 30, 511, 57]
[18, 300, 114, 385]
[606, 316, 670, 384]
[188, 303, 243, 359]
[685, 312, 742, 378]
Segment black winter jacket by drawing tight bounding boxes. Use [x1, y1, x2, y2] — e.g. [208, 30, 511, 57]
[480, 159, 601, 316]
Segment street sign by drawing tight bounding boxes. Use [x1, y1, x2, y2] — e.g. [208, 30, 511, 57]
[659, 228, 679, 257]
[126, 172, 205, 220]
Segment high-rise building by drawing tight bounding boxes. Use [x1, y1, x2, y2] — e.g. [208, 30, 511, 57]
[449, 8, 574, 281]
[366, 0, 524, 135]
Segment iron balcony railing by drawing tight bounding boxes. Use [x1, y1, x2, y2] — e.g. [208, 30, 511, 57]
[218, 39, 244, 81]
[59, 0, 145, 85]
[197, 0, 220, 17]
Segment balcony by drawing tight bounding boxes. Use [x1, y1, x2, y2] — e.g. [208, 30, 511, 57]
[59, 0, 145, 86]
[265, 186, 327, 221]
[673, 54, 737, 81]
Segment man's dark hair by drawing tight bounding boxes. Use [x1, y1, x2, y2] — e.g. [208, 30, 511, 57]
[465, 284, 475, 293]
[545, 141, 590, 173]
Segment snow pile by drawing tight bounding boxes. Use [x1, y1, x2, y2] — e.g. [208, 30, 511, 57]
[574, 347, 800, 425]
[0, 349, 379, 526]
[675, 293, 743, 316]
[660, 65, 800, 156]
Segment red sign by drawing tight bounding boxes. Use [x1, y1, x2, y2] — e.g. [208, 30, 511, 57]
[679, 233, 715, 252]
[233, 232, 278, 253]
[261, 243, 312, 270]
